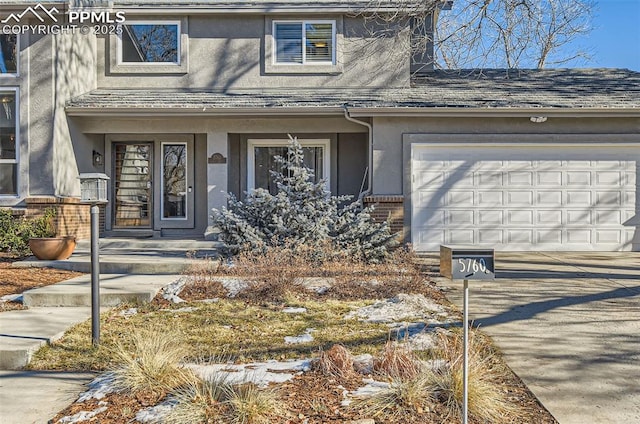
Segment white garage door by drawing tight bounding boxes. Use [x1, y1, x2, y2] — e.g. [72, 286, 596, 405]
[411, 144, 639, 251]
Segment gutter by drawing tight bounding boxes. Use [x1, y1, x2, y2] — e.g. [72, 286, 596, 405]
[343, 105, 373, 201]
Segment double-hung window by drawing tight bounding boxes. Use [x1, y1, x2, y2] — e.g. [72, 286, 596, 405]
[0, 89, 18, 195]
[273, 21, 335, 65]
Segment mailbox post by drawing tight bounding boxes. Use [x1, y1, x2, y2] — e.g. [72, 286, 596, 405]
[440, 245, 495, 424]
[79, 173, 109, 346]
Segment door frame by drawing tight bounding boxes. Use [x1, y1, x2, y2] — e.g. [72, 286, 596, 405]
[105, 134, 195, 233]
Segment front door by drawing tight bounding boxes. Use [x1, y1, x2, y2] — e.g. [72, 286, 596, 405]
[113, 143, 153, 228]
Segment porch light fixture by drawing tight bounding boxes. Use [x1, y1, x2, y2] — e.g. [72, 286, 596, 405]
[92, 150, 103, 166]
[79, 173, 110, 346]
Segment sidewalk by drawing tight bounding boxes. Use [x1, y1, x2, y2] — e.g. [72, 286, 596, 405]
[0, 272, 182, 423]
[0, 371, 96, 424]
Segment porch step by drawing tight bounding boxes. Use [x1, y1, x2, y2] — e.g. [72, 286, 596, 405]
[22, 274, 180, 307]
[13, 238, 222, 274]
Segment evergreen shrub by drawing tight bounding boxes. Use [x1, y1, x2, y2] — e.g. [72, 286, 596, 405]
[212, 136, 397, 263]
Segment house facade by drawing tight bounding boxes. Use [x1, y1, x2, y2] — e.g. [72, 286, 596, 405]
[1, 0, 639, 251]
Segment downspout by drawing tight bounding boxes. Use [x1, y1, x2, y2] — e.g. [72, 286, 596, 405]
[343, 105, 373, 203]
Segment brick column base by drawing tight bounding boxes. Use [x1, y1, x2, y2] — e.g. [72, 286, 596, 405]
[25, 197, 92, 240]
[363, 195, 404, 238]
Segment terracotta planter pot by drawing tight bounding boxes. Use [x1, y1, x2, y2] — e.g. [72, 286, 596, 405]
[28, 236, 77, 260]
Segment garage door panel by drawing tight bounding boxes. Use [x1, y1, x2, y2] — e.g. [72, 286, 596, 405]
[596, 230, 622, 244]
[507, 171, 534, 186]
[507, 229, 533, 243]
[478, 229, 504, 243]
[596, 172, 624, 186]
[478, 210, 504, 225]
[411, 144, 639, 251]
[447, 229, 474, 244]
[507, 210, 534, 225]
[567, 210, 592, 225]
[566, 191, 592, 206]
[506, 191, 534, 205]
[538, 191, 563, 206]
[595, 191, 622, 206]
[566, 171, 591, 186]
[537, 210, 563, 225]
[449, 191, 474, 205]
[477, 172, 503, 186]
[536, 229, 562, 244]
[537, 171, 563, 186]
[448, 210, 475, 225]
[478, 190, 503, 205]
[566, 230, 592, 244]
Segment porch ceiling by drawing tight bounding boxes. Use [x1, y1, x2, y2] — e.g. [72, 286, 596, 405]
[66, 69, 640, 118]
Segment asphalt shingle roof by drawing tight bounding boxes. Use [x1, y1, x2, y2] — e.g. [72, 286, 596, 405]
[66, 69, 640, 114]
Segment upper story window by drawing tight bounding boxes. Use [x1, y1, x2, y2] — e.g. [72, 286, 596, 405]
[0, 89, 18, 195]
[119, 21, 180, 64]
[0, 34, 18, 75]
[273, 21, 335, 65]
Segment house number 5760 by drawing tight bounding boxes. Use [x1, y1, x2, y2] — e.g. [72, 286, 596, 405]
[457, 258, 489, 274]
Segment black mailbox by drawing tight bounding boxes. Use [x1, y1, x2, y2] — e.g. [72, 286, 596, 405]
[440, 245, 495, 280]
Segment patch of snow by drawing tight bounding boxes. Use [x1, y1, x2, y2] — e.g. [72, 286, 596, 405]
[187, 359, 312, 388]
[161, 277, 188, 304]
[210, 277, 249, 297]
[77, 373, 117, 402]
[56, 406, 108, 423]
[161, 306, 200, 313]
[284, 328, 315, 344]
[136, 398, 179, 423]
[353, 354, 374, 375]
[294, 277, 334, 294]
[282, 307, 307, 314]
[0, 293, 21, 303]
[344, 293, 447, 323]
[119, 307, 138, 317]
[406, 332, 437, 351]
[350, 379, 392, 399]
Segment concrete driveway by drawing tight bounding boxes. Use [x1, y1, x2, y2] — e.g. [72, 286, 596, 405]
[429, 252, 640, 424]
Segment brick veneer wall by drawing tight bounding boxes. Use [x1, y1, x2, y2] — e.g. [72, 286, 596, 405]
[25, 197, 92, 240]
[363, 195, 404, 238]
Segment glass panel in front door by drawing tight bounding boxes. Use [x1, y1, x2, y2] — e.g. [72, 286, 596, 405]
[113, 143, 152, 228]
[162, 143, 187, 219]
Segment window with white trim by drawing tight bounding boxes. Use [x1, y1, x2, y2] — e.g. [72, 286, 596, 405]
[273, 21, 335, 65]
[248, 139, 330, 194]
[119, 21, 180, 64]
[0, 89, 18, 195]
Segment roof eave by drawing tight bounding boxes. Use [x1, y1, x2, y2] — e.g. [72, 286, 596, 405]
[346, 107, 640, 118]
[65, 105, 640, 118]
[64, 106, 348, 117]
[114, 5, 411, 15]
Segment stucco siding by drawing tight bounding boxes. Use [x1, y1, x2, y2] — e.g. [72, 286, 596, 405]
[95, 15, 409, 89]
[372, 116, 640, 197]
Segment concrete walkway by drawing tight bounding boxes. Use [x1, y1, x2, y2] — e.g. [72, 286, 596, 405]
[429, 252, 640, 424]
[0, 371, 96, 424]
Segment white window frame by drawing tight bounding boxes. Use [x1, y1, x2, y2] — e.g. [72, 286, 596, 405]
[247, 139, 331, 192]
[117, 20, 182, 66]
[160, 141, 188, 221]
[272, 20, 336, 65]
[0, 87, 19, 197]
[0, 34, 19, 77]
